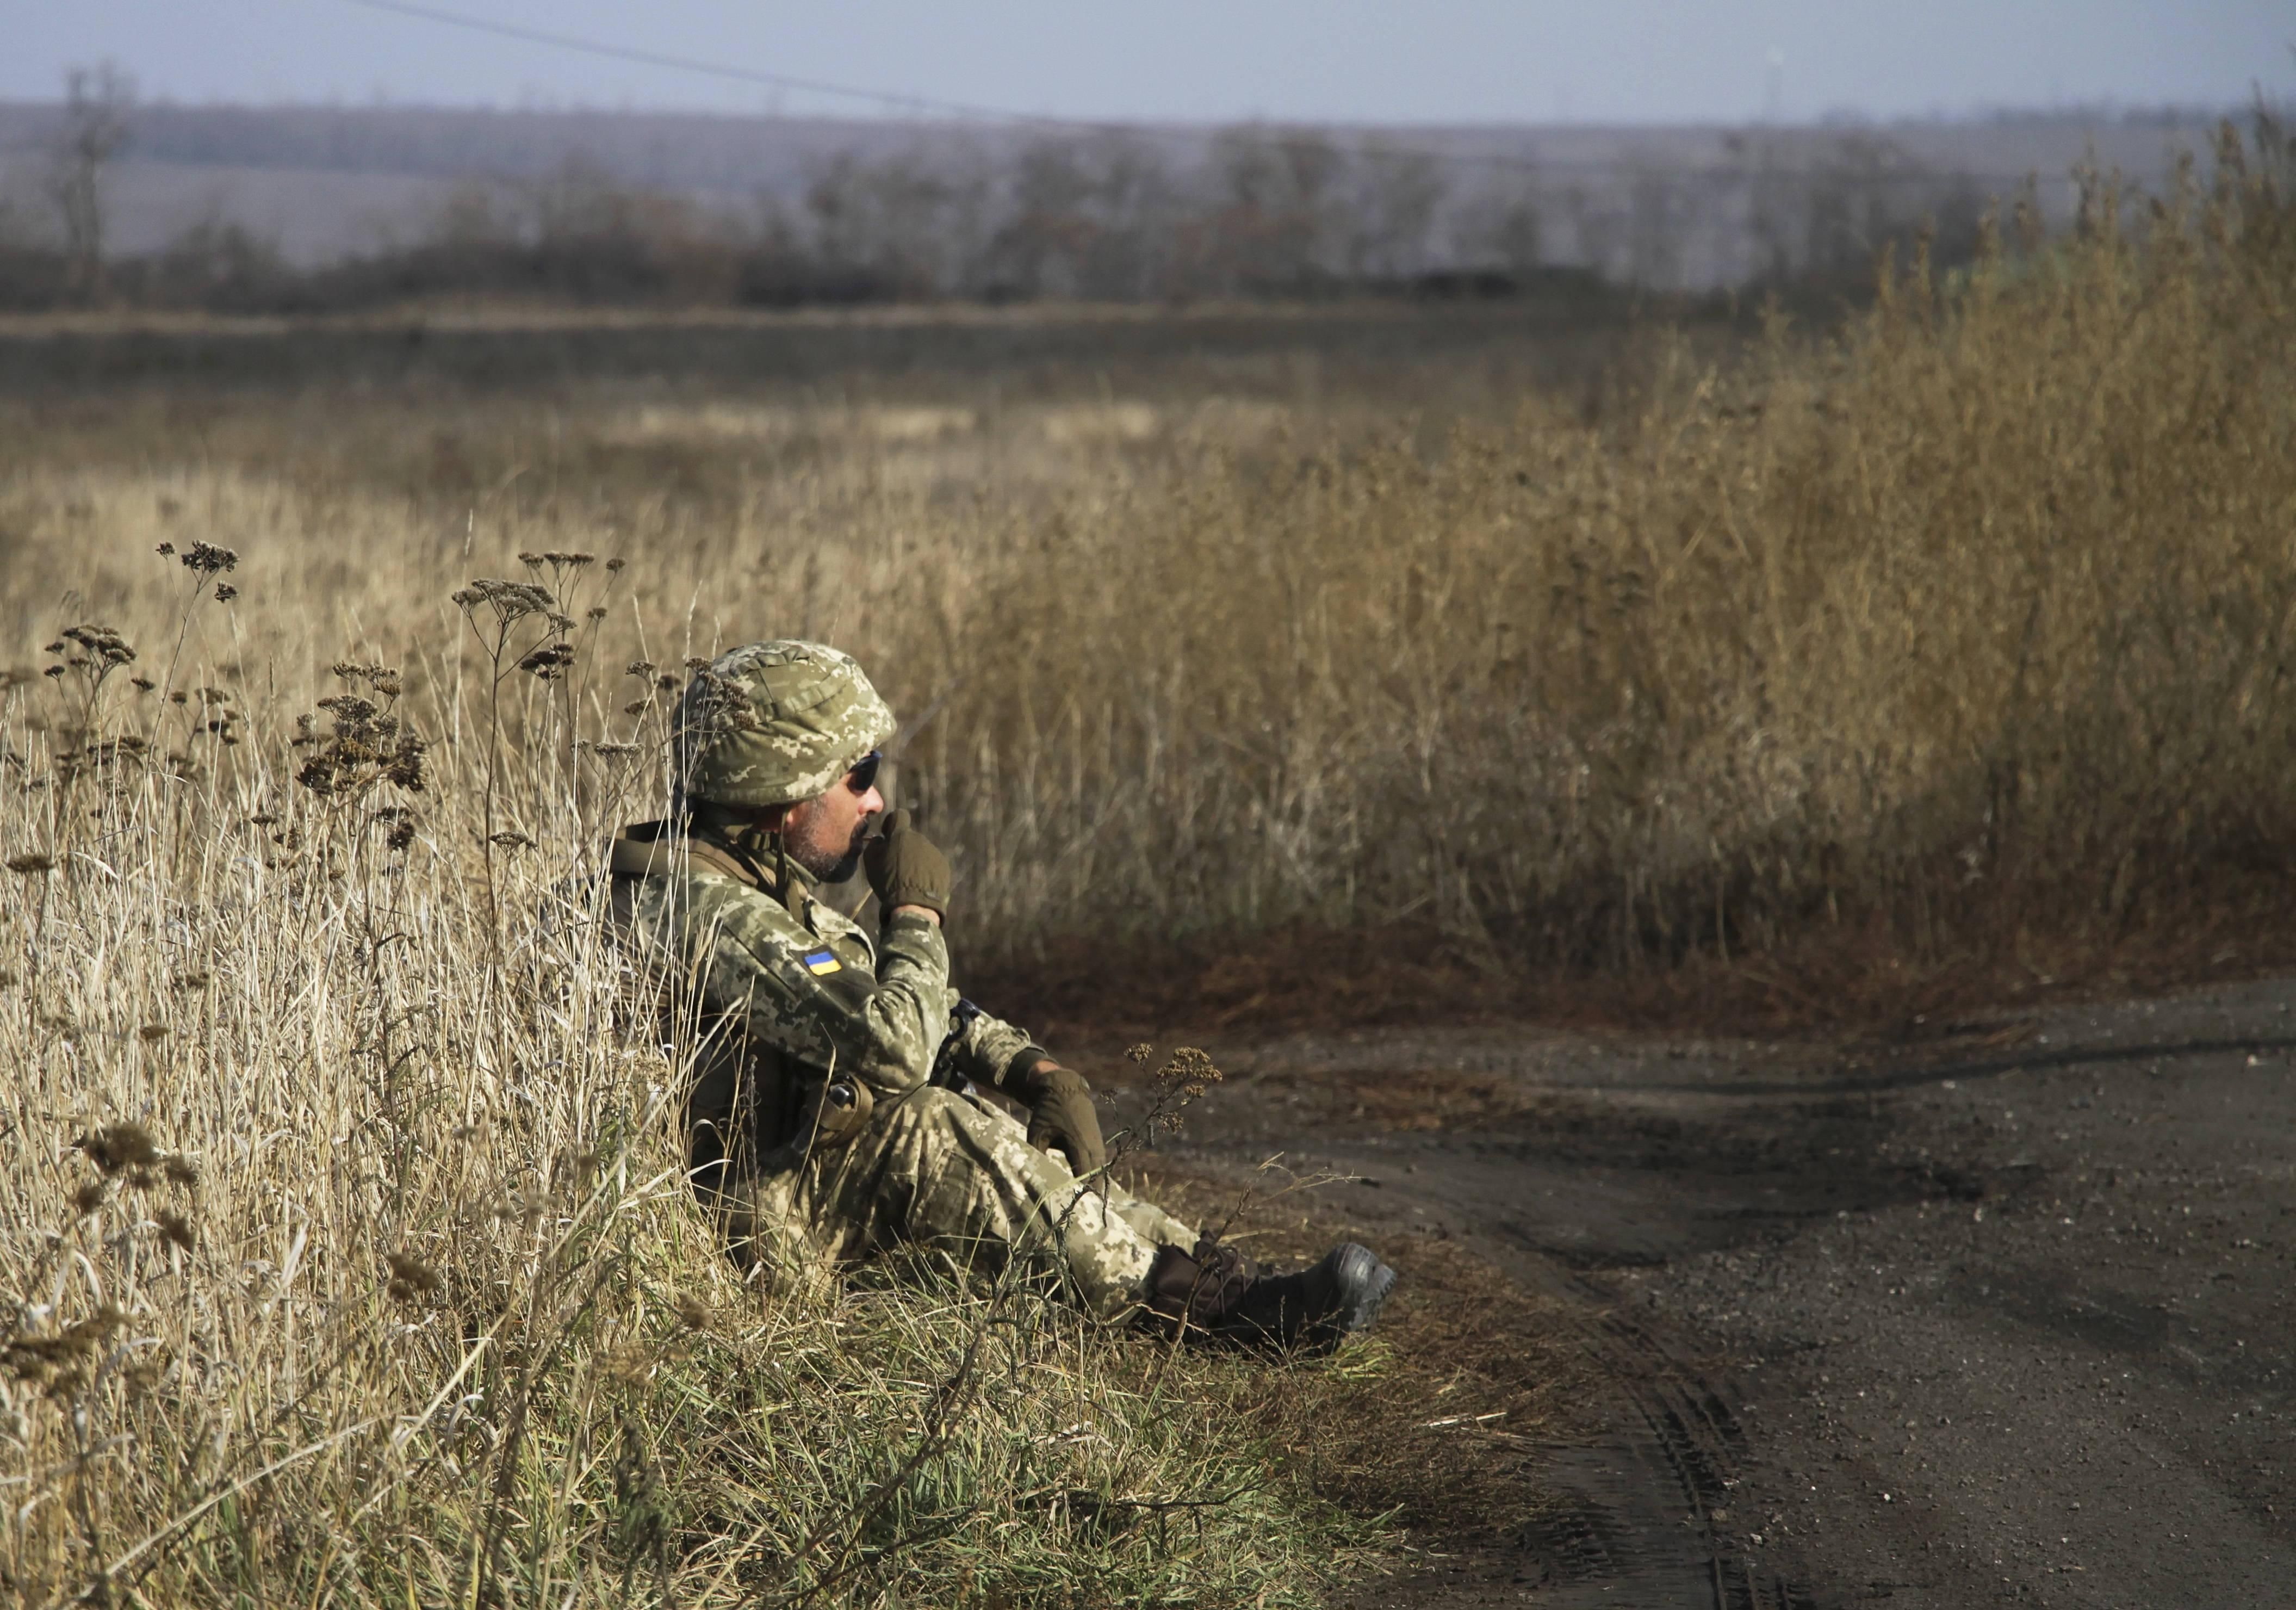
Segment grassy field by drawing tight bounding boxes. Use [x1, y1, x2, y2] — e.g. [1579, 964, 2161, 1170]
[0, 133, 2290, 1604]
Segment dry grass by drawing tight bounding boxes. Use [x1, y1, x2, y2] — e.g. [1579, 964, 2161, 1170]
[921, 158, 2296, 1005]
[0, 596, 1388, 1604]
[0, 127, 2291, 1605]
[1129, 1162, 1583, 1545]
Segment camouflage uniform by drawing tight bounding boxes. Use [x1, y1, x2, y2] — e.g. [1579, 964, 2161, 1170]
[609, 642, 1196, 1318]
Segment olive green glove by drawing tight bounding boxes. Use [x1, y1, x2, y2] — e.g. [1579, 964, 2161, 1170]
[1012, 1060, 1107, 1176]
[862, 808, 952, 918]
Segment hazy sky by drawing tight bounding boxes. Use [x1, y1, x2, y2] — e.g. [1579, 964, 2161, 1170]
[9, 0, 2291, 126]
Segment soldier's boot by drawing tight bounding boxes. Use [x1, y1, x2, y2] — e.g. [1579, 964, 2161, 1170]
[1145, 1238, 1397, 1354]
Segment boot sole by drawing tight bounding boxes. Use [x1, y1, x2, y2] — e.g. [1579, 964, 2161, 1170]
[1329, 1242, 1398, 1334]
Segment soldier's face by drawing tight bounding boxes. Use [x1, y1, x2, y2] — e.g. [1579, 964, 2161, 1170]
[781, 767, 885, 882]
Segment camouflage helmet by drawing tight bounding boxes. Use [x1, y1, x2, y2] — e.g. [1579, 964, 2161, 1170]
[672, 640, 895, 808]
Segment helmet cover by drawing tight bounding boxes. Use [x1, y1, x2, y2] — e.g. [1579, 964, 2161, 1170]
[671, 640, 895, 808]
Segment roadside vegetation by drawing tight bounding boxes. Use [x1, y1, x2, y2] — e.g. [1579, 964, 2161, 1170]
[0, 120, 2289, 1604]
[0, 564, 1408, 1606]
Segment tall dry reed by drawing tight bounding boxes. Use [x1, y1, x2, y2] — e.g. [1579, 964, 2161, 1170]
[919, 134, 2296, 982]
[0, 564, 1376, 1606]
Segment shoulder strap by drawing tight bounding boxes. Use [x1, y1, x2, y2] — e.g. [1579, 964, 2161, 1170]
[608, 830, 764, 889]
[606, 821, 818, 928]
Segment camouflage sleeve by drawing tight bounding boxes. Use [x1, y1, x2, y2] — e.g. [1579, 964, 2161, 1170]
[941, 1005, 1048, 1093]
[703, 894, 956, 1100]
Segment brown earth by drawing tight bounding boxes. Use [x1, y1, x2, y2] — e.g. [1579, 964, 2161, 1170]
[1091, 974, 2296, 1608]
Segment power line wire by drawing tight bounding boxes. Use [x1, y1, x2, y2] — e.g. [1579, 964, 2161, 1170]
[327, 0, 2188, 191]
[336, 0, 1105, 131]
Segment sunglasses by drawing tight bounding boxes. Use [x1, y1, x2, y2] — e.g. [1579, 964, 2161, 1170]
[843, 750, 883, 795]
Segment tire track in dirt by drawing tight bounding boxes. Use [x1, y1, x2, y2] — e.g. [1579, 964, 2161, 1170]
[1164, 982, 2296, 1607]
[1297, 1137, 1821, 1608]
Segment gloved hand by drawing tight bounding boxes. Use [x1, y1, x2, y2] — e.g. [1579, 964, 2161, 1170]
[862, 808, 952, 918]
[1012, 1059, 1107, 1175]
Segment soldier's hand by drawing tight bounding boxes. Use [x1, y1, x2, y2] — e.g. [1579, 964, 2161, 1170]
[1016, 1061, 1107, 1176]
[862, 808, 952, 919]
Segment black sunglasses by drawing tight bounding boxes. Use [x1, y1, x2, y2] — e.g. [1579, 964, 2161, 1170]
[843, 750, 882, 795]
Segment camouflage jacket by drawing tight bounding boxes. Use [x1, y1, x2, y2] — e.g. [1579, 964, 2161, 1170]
[605, 820, 1045, 1182]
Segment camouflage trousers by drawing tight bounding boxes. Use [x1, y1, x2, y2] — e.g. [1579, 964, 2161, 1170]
[723, 1085, 1197, 1320]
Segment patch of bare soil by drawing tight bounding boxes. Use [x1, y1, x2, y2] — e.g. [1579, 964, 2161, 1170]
[1118, 1161, 1590, 1547]
[986, 907, 2296, 1050]
[1088, 976, 2296, 1607]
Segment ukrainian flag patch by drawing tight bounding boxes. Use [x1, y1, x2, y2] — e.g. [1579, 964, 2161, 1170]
[802, 949, 843, 976]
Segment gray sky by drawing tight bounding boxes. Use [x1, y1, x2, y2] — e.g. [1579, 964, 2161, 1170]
[8, 0, 2290, 125]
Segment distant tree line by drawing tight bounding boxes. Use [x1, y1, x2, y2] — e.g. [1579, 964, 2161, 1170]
[0, 68, 2136, 315]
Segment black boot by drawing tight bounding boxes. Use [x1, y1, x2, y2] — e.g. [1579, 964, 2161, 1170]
[1145, 1239, 1397, 1354]
[1213, 1242, 1397, 1352]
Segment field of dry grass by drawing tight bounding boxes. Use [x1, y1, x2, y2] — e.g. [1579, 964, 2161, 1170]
[0, 563, 1410, 1605]
[0, 129, 2291, 1605]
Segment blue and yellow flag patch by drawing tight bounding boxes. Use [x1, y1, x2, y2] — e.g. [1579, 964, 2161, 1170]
[802, 949, 843, 976]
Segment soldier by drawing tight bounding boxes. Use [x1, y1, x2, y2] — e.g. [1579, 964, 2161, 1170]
[606, 640, 1395, 1351]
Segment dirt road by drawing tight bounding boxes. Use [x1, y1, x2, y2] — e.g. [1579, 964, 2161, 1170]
[1160, 977, 2296, 1608]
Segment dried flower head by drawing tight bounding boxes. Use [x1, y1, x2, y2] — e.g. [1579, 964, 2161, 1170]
[137, 1023, 168, 1043]
[178, 540, 236, 572]
[4, 1305, 123, 1385]
[174, 970, 210, 990]
[52, 624, 136, 667]
[72, 1179, 109, 1217]
[671, 1293, 716, 1332]
[6, 852, 57, 876]
[519, 643, 576, 680]
[296, 681, 427, 799]
[489, 830, 533, 850]
[213, 584, 238, 603]
[385, 1252, 441, 1305]
[156, 1209, 197, 1251]
[451, 578, 557, 625]
[626, 660, 657, 678]
[123, 1348, 171, 1397]
[177, 542, 238, 575]
[330, 662, 403, 697]
[605, 556, 626, 572]
[1156, 1047, 1223, 1099]
[1125, 1043, 1155, 1064]
[162, 1156, 200, 1190]
[76, 1122, 162, 1176]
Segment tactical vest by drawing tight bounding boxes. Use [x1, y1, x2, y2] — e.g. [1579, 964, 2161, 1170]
[605, 821, 873, 1187]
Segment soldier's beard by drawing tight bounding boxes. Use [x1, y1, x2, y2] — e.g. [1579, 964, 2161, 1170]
[783, 804, 870, 884]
